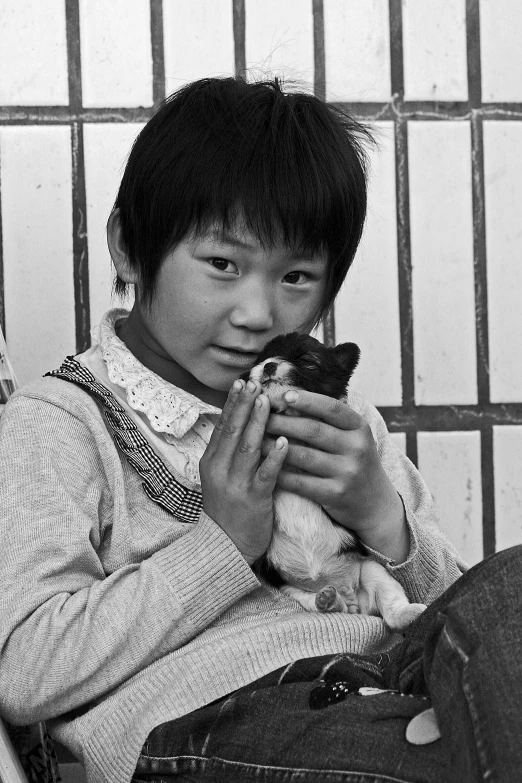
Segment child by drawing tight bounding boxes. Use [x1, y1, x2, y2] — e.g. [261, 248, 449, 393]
[0, 77, 519, 783]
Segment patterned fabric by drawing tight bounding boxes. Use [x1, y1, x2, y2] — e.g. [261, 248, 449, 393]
[98, 309, 220, 440]
[84, 309, 219, 488]
[46, 356, 203, 525]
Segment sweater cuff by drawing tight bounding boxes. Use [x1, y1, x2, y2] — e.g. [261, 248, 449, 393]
[152, 511, 260, 629]
[362, 495, 444, 604]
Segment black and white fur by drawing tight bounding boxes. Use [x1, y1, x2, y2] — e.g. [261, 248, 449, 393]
[243, 332, 426, 632]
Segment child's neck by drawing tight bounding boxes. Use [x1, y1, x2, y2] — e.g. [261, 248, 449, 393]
[115, 311, 226, 409]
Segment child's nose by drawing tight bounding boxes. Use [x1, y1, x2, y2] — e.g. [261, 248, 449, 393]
[230, 287, 274, 330]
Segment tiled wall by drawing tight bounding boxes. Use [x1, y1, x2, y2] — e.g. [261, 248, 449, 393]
[1, 0, 522, 564]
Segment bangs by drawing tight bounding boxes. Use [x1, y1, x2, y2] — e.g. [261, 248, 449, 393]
[165, 81, 372, 261]
[115, 77, 374, 316]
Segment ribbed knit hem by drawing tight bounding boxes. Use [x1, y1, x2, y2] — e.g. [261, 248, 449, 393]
[152, 511, 259, 629]
[365, 497, 463, 605]
[76, 610, 392, 783]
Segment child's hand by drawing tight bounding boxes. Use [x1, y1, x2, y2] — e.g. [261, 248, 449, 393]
[265, 390, 409, 563]
[199, 379, 288, 565]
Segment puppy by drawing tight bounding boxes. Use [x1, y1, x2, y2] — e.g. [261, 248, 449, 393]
[243, 332, 426, 632]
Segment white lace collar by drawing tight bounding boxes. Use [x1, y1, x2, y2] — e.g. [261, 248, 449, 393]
[97, 309, 221, 439]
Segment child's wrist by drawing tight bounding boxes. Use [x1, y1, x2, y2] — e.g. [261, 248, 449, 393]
[359, 493, 409, 564]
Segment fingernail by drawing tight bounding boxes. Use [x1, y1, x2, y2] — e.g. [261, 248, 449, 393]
[246, 380, 256, 393]
[275, 437, 286, 449]
[284, 391, 298, 403]
[255, 397, 263, 408]
[232, 380, 243, 393]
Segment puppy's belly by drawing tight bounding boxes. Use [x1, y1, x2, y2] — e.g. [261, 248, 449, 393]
[267, 489, 360, 591]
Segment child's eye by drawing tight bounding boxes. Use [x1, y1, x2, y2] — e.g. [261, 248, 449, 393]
[283, 271, 311, 285]
[208, 258, 238, 274]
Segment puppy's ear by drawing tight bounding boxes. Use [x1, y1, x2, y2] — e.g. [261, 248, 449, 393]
[334, 342, 360, 381]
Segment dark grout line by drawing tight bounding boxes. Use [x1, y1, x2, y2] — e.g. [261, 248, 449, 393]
[389, 0, 404, 99]
[467, 0, 496, 554]
[313, 0, 326, 102]
[0, 108, 156, 124]
[379, 402, 522, 431]
[466, 0, 482, 107]
[406, 432, 418, 468]
[65, 0, 90, 353]
[467, 0, 489, 405]
[3, 101, 522, 125]
[65, 0, 83, 112]
[71, 122, 91, 353]
[394, 122, 415, 411]
[150, 0, 166, 106]
[470, 114, 489, 403]
[388, 0, 417, 471]
[233, 0, 246, 78]
[312, 0, 334, 346]
[480, 427, 496, 557]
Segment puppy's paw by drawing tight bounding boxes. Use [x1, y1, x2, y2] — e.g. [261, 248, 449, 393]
[390, 603, 427, 632]
[315, 585, 345, 613]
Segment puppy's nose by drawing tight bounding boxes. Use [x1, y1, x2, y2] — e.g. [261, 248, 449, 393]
[263, 362, 278, 376]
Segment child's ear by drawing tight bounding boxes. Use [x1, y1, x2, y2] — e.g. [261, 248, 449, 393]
[107, 208, 139, 284]
[334, 342, 360, 380]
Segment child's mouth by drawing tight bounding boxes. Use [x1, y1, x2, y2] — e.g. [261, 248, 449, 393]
[211, 345, 259, 367]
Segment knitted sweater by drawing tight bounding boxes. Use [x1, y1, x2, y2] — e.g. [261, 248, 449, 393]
[0, 331, 467, 783]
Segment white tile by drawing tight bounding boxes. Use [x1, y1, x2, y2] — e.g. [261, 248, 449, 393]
[245, 0, 313, 89]
[418, 431, 483, 565]
[480, 0, 522, 102]
[484, 122, 522, 402]
[390, 432, 406, 454]
[79, 0, 153, 108]
[336, 123, 402, 407]
[163, 0, 234, 93]
[493, 426, 522, 551]
[408, 121, 477, 405]
[402, 0, 468, 101]
[0, 0, 68, 105]
[324, 0, 391, 102]
[0, 126, 75, 386]
[83, 124, 143, 327]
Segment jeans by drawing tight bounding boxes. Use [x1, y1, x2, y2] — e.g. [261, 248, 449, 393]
[132, 546, 522, 783]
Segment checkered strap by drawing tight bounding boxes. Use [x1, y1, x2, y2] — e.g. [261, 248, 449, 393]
[46, 357, 203, 524]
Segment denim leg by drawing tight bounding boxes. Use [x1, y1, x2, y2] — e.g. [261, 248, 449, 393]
[134, 655, 447, 783]
[133, 546, 522, 783]
[389, 545, 522, 782]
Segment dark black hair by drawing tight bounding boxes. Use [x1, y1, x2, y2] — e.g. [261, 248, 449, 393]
[113, 76, 374, 324]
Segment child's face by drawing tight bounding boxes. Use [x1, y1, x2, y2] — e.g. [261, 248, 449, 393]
[124, 225, 328, 407]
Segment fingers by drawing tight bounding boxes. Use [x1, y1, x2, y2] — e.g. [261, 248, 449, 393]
[275, 468, 334, 506]
[205, 379, 262, 465]
[265, 395, 370, 456]
[274, 389, 363, 430]
[205, 379, 243, 456]
[265, 411, 337, 452]
[237, 392, 271, 463]
[279, 442, 334, 477]
[255, 436, 288, 489]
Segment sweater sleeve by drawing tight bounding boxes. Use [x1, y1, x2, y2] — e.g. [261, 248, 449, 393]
[346, 390, 468, 605]
[0, 389, 259, 725]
